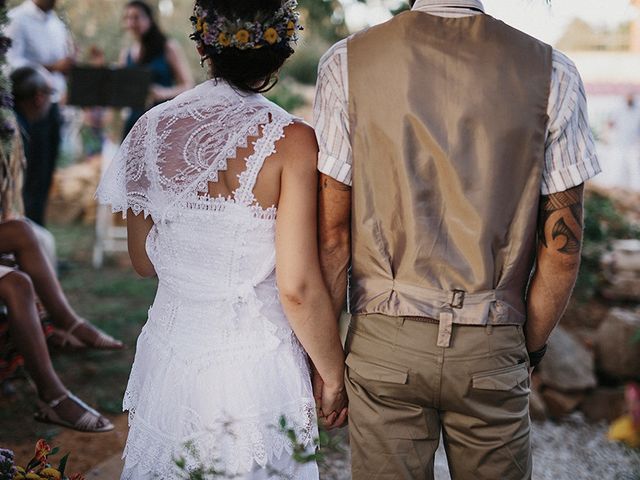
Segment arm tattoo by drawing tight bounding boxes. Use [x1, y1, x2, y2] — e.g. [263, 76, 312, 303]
[538, 186, 584, 253]
[551, 218, 581, 254]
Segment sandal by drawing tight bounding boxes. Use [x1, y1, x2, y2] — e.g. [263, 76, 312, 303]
[35, 391, 114, 433]
[51, 319, 124, 350]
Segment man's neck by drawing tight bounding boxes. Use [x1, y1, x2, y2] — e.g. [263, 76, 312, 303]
[412, 0, 485, 13]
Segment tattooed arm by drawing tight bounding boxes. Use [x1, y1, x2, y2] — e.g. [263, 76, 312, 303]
[318, 173, 352, 316]
[526, 184, 585, 352]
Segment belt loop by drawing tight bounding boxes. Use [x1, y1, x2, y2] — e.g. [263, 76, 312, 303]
[437, 311, 453, 348]
[486, 323, 494, 335]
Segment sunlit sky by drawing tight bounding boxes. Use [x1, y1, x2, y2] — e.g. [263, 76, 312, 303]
[342, 0, 638, 45]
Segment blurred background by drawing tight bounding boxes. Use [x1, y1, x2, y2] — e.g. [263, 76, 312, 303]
[0, 0, 639, 479]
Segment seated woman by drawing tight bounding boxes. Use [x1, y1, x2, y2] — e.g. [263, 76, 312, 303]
[0, 67, 122, 432]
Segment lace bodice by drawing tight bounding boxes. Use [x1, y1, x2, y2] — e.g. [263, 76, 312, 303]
[97, 80, 297, 299]
[97, 79, 296, 223]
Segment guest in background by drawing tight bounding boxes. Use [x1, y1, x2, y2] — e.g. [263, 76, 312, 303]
[7, 0, 74, 226]
[0, 219, 119, 432]
[119, 0, 193, 138]
[607, 94, 640, 190]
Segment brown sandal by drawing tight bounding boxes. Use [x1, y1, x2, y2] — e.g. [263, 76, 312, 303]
[51, 319, 123, 350]
[35, 391, 115, 433]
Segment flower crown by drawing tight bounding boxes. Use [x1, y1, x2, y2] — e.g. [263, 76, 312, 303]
[190, 0, 303, 53]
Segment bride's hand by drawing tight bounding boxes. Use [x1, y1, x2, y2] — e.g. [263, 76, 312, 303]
[319, 381, 348, 430]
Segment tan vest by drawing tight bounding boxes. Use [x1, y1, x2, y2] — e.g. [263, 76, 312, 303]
[348, 12, 552, 347]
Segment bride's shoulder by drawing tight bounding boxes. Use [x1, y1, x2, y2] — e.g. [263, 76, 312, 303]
[277, 120, 318, 169]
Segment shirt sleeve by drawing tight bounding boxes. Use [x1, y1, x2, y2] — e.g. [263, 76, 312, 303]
[542, 50, 602, 195]
[6, 16, 31, 69]
[313, 40, 353, 186]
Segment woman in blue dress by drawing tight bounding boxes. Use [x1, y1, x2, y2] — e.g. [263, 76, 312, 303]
[119, 0, 194, 138]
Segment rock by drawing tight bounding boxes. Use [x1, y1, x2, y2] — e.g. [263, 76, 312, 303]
[580, 387, 626, 423]
[530, 387, 548, 421]
[569, 327, 597, 350]
[594, 308, 640, 380]
[600, 240, 640, 301]
[542, 389, 585, 418]
[537, 326, 597, 392]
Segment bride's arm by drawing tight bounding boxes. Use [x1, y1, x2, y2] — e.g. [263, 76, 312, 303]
[127, 210, 156, 278]
[275, 122, 346, 412]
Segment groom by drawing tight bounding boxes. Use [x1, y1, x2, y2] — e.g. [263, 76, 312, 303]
[314, 0, 600, 478]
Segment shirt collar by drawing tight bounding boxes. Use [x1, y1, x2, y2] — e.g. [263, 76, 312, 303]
[412, 0, 485, 13]
[25, 0, 54, 21]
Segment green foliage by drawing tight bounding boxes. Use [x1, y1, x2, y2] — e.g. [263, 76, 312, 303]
[574, 192, 640, 302]
[298, 0, 348, 43]
[266, 81, 305, 112]
[173, 416, 345, 479]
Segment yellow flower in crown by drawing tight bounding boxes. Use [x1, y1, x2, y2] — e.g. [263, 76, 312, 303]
[218, 32, 231, 47]
[263, 27, 279, 45]
[235, 29, 250, 44]
[287, 20, 296, 37]
[202, 21, 209, 35]
[196, 16, 204, 33]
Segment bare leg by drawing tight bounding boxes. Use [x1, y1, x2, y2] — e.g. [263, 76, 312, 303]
[0, 271, 110, 428]
[0, 220, 122, 349]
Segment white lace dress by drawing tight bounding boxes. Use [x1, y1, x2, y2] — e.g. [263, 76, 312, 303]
[96, 80, 319, 480]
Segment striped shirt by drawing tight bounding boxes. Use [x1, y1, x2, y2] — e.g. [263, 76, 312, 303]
[313, 0, 601, 195]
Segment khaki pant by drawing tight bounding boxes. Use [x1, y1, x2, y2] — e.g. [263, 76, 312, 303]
[345, 314, 532, 480]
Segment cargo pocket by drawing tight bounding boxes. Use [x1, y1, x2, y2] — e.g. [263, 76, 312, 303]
[346, 354, 408, 384]
[345, 354, 437, 441]
[472, 362, 530, 391]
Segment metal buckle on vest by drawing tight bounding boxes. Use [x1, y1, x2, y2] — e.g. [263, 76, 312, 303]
[451, 290, 465, 309]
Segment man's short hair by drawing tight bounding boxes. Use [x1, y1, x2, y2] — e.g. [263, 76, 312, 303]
[10, 66, 52, 102]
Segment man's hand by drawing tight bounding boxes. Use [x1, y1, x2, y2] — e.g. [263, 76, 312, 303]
[312, 362, 348, 430]
[319, 382, 348, 430]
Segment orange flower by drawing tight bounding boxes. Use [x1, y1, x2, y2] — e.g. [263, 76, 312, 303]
[263, 27, 279, 45]
[196, 17, 204, 32]
[218, 32, 231, 47]
[34, 439, 51, 463]
[235, 29, 250, 44]
[286, 20, 296, 37]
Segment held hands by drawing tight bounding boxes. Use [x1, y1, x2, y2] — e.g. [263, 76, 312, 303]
[312, 368, 348, 430]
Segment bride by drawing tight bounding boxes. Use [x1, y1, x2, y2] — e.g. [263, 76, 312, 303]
[97, 0, 347, 478]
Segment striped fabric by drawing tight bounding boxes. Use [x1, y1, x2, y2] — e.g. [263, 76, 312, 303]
[312, 0, 602, 195]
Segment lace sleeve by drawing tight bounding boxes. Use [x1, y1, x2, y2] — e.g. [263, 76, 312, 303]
[96, 113, 161, 220]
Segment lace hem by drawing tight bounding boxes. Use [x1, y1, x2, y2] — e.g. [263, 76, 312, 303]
[121, 400, 318, 479]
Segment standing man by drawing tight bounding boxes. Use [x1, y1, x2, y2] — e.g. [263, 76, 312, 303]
[314, 1, 600, 479]
[7, 0, 74, 225]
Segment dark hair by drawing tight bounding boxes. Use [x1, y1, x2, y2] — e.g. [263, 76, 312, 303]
[126, 0, 168, 64]
[10, 66, 51, 102]
[195, 0, 295, 93]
